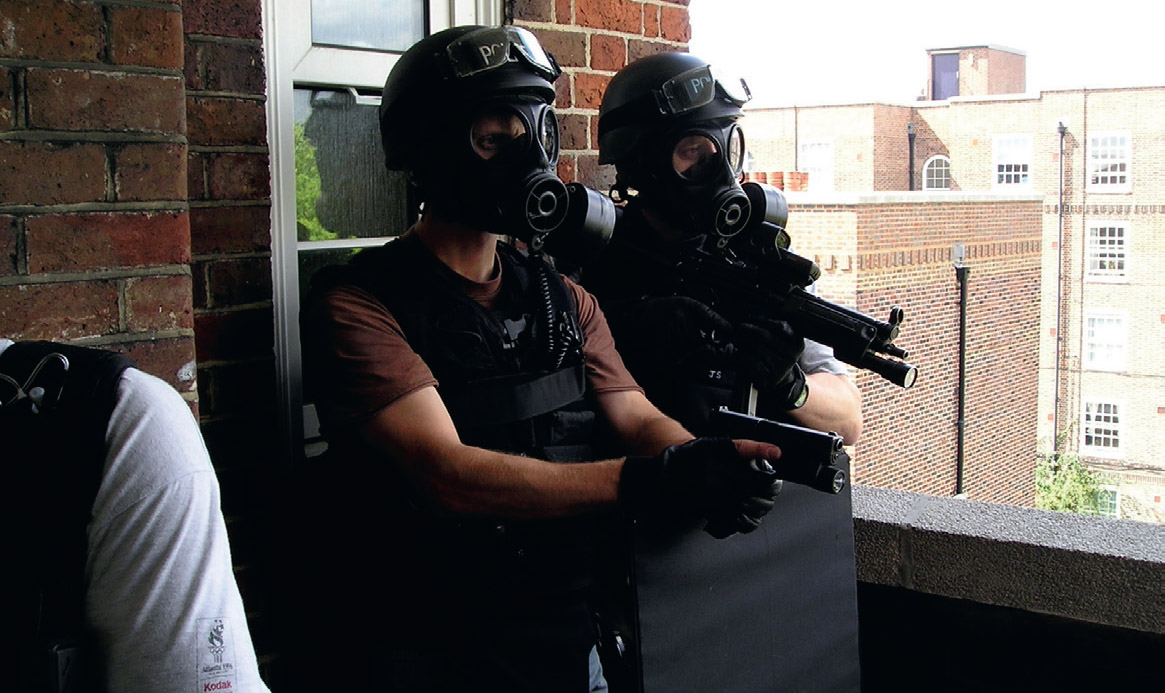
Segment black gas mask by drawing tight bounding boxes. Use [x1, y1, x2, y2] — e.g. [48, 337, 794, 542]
[645, 119, 751, 240]
[382, 25, 614, 263]
[598, 59, 755, 241]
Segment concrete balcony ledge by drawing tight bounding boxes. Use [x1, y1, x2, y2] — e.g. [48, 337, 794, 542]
[851, 486, 1164, 634]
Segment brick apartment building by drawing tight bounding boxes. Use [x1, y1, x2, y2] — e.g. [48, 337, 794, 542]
[743, 45, 1165, 522]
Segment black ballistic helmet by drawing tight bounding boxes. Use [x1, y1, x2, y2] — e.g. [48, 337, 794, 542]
[598, 52, 750, 170]
[379, 25, 560, 181]
[598, 52, 754, 238]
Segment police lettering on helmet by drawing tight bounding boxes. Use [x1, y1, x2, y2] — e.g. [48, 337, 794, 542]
[598, 53, 755, 239]
[378, 25, 612, 256]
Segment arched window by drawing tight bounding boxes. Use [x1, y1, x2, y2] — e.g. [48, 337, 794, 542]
[923, 155, 951, 190]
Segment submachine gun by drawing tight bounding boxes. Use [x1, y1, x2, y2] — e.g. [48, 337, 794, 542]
[635, 182, 919, 497]
[680, 181, 919, 391]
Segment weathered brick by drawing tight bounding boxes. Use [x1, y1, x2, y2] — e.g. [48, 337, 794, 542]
[559, 113, 589, 151]
[201, 41, 266, 94]
[0, 141, 106, 205]
[111, 5, 183, 69]
[0, 215, 16, 276]
[194, 307, 274, 362]
[207, 153, 271, 200]
[184, 41, 204, 90]
[26, 69, 185, 133]
[0, 281, 120, 340]
[644, 4, 661, 39]
[0, 65, 13, 130]
[576, 153, 614, 192]
[205, 256, 272, 307]
[115, 143, 187, 201]
[629, 39, 680, 63]
[556, 154, 576, 184]
[186, 97, 267, 146]
[576, 0, 641, 32]
[660, 5, 691, 42]
[513, 0, 553, 22]
[121, 336, 199, 392]
[554, 75, 572, 109]
[534, 28, 586, 68]
[187, 151, 207, 200]
[0, 0, 104, 62]
[190, 206, 272, 255]
[125, 274, 194, 332]
[574, 72, 610, 110]
[590, 34, 627, 72]
[549, 0, 566, 23]
[183, 0, 262, 40]
[26, 212, 190, 273]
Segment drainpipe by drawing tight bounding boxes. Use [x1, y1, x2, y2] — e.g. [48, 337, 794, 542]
[953, 243, 969, 496]
[1053, 121, 1067, 455]
[907, 122, 916, 191]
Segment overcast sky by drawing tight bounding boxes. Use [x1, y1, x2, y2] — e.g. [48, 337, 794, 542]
[689, 0, 1164, 108]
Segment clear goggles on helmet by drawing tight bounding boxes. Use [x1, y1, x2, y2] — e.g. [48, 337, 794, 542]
[445, 26, 561, 83]
[655, 65, 752, 116]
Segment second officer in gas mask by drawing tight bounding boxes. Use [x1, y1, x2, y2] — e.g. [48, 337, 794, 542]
[584, 52, 862, 442]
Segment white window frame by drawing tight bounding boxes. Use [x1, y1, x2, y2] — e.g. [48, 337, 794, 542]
[992, 133, 1032, 190]
[1083, 311, 1127, 372]
[1095, 484, 1121, 518]
[923, 155, 951, 191]
[1085, 221, 1128, 281]
[1086, 131, 1132, 194]
[264, 0, 503, 458]
[1081, 400, 1123, 459]
[798, 139, 834, 192]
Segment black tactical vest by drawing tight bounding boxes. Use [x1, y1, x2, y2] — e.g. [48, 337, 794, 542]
[1, 341, 134, 693]
[307, 237, 606, 656]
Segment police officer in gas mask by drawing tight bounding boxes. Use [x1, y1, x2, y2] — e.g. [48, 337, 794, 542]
[583, 52, 862, 442]
[295, 27, 785, 692]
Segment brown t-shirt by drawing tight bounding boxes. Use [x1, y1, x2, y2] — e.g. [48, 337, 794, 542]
[302, 234, 642, 435]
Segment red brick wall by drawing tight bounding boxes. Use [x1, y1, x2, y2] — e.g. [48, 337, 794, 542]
[789, 198, 1042, 505]
[183, 0, 277, 508]
[516, 0, 691, 193]
[0, 0, 196, 394]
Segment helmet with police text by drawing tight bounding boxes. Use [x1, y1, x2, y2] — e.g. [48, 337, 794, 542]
[379, 25, 579, 241]
[598, 52, 754, 239]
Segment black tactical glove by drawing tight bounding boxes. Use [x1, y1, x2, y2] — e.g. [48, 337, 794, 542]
[733, 320, 809, 410]
[619, 438, 783, 538]
[606, 296, 732, 369]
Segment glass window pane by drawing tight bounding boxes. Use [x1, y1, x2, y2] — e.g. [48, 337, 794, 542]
[311, 0, 424, 52]
[294, 88, 410, 243]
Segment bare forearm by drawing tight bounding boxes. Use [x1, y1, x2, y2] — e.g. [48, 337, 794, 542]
[787, 372, 863, 444]
[420, 443, 625, 518]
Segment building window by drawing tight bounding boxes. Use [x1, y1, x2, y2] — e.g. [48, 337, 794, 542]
[992, 134, 1031, 188]
[1096, 485, 1120, 518]
[923, 155, 950, 190]
[1083, 312, 1126, 371]
[266, 0, 502, 455]
[1086, 223, 1127, 280]
[1087, 131, 1131, 193]
[1082, 401, 1122, 458]
[798, 139, 834, 192]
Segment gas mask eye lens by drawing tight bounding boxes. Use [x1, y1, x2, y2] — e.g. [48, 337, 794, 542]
[727, 125, 745, 174]
[471, 111, 527, 160]
[538, 108, 560, 164]
[672, 134, 720, 180]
